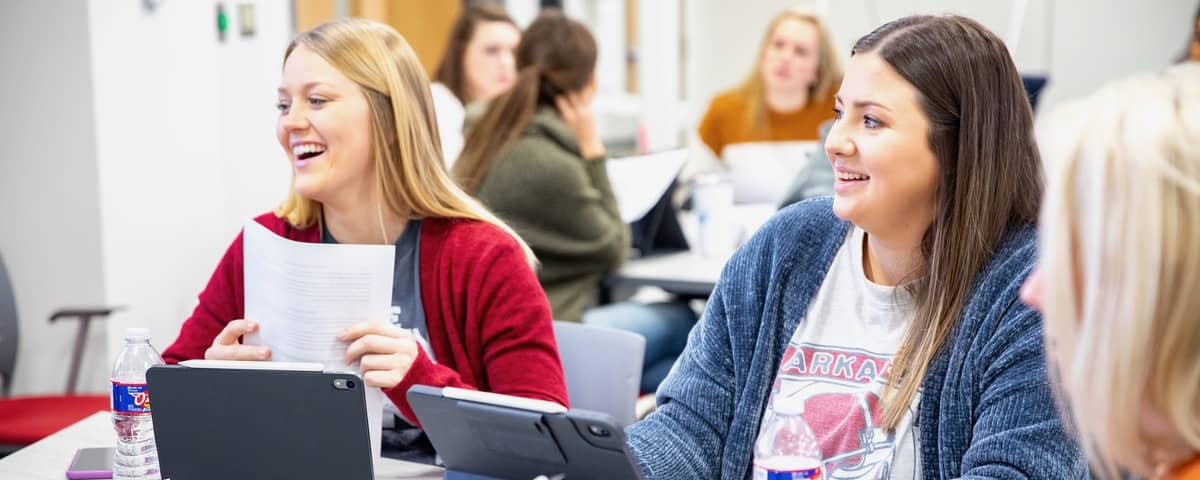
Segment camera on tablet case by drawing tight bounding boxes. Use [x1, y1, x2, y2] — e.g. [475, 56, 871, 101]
[587, 424, 611, 437]
[333, 378, 356, 390]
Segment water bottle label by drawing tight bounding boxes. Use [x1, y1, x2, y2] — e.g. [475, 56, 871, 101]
[753, 468, 822, 480]
[112, 382, 152, 414]
[753, 459, 822, 480]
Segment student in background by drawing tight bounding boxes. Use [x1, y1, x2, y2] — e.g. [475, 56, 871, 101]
[586, 8, 844, 396]
[1022, 63, 1200, 479]
[1183, 3, 1200, 63]
[692, 8, 842, 205]
[626, 15, 1086, 479]
[431, 3, 520, 168]
[162, 18, 567, 461]
[454, 10, 628, 323]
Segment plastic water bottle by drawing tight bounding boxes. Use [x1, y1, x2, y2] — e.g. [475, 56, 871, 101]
[752, 396, 823, 480]
[692, 173, 736, 258]
[111, 327, 163, 480]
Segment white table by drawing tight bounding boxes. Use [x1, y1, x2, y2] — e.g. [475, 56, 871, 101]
[0, 412, 444, 480]
[603, 251, 727, 298]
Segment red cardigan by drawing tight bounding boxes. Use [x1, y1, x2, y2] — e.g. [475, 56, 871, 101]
[162, 213, 569, 423]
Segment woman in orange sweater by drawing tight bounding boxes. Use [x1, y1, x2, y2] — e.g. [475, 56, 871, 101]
[1022, 63, 1200, 479]
[693, 8, 842, 205]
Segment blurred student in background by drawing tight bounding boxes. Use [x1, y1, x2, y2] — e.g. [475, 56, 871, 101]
[626, 15, 1086, 479]
[1177, 3, 1199, 63]
[162, 18, 567, 462]
[454, 10, 628, 323]
[586, 8, 846, 395]
[1022, 63, 1200, 479]
[431, 3, 520, 168]
[691, 8, 842, 205]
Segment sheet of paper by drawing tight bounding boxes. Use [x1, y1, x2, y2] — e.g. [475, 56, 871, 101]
[722, 141, 820, 205]
[241, 220, 394, 460]
[607, 149, 688, 223]
[179, 359, 324, 371]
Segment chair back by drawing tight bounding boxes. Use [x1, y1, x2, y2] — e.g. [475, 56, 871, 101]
[0, 253, 20, 396]
[553, 321, 645, 427]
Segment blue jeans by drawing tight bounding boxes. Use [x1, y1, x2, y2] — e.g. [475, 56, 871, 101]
[582, 301, 698, 393]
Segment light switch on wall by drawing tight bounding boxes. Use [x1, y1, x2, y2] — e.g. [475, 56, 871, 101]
[239, 3, 256, 37]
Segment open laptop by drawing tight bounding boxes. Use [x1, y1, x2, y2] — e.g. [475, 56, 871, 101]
[146, 364, 374, 480]
[629, 179, 689, 257]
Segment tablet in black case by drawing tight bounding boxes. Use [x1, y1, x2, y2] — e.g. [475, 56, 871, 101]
[147, 365, 374, 480]
[407, 385, 642, 480]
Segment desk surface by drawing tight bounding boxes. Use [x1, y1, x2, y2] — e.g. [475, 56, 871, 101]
[605, 251, 727, 297]
[0, 412, 443, 480]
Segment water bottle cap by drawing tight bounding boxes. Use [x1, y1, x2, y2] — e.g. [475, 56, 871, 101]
[124, 327, 151, 341]
[773, 395, 805, 416]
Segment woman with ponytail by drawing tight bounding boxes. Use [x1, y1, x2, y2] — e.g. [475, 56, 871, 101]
[454, 10, 627, 323]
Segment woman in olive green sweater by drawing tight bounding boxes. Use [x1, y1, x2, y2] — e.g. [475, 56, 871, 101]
[454, 10, 628, 322]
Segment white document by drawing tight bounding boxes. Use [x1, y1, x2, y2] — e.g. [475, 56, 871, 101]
[179, 359, 324, 371]
[607, 149, 688, 223]
[241, 220, 394, 460]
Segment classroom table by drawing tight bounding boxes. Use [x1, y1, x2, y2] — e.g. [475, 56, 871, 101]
[0, 411, 443, 480]
[602, 251, 726, 300]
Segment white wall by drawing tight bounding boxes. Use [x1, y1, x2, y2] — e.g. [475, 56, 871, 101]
[684, 0, 1196, 130]
[88, 0, 292, 367]
[1039, 0, 1196, 110]
[0, 0, 291, 395]
[0, 0, 108, 395]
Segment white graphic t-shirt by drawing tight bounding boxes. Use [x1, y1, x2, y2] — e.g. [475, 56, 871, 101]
[754, 227, 921, 479]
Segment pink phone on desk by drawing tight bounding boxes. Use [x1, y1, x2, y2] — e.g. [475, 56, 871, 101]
[66, 447, 113, 479]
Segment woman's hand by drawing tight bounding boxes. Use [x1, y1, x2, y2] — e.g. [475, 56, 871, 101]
[555, 88, 606, 160]
[340, 322, 419, 389]
[204, 319, 271, 361]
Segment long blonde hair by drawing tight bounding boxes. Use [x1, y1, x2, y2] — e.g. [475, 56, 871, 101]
[1038, 63, 1200, 478]
[275, 18, 535, 265]
[736, 8, 841, 132]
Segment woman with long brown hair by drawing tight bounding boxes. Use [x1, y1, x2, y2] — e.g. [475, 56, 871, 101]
[430, 3, 520, 168]
[161, 18, 566, 461]
[626, 15, 1086, 479]
[453, 10, 627, 323]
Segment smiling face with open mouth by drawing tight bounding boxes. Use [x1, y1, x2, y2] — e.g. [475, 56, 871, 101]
[825, 52, 940, 239]
[276, 44, 375, 208]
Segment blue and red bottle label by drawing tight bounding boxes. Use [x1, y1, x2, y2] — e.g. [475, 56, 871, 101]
[111, 382, 152, 414]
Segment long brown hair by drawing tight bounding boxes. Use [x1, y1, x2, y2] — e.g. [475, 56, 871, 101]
[275, 18, 535, 264]
[852, 15, 1043, 430]
[737, 8, 842, 132]
[453, 10, 596, 194]
[433, 2, 517, 103]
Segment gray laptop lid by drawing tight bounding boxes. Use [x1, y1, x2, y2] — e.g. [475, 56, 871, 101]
[147, 365, 374, 480]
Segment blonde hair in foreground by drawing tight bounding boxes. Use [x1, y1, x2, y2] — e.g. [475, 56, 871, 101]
[275, 18, 536, 265]
[1038, 63, 1200, 478]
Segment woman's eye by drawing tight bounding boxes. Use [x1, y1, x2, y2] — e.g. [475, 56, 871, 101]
[832, 107, 842, 120]
[308, 97, 327, 106]
[276, 102, 289, 113]
[864, 115, 881, 129]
